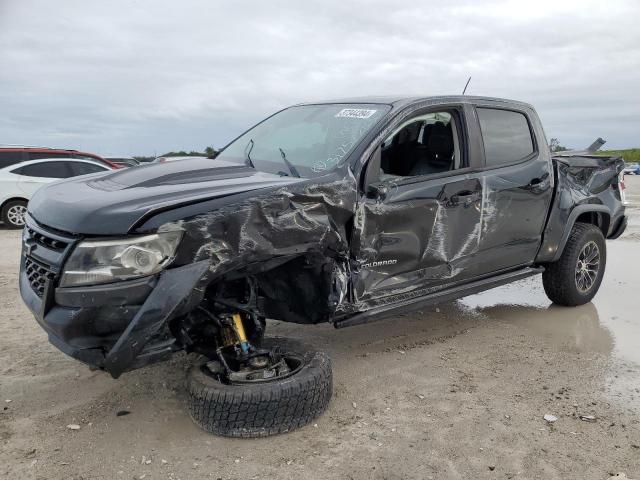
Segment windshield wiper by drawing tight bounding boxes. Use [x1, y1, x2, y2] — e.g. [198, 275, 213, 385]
[278, 147, 301, 178]
[244, 139, 255, 169]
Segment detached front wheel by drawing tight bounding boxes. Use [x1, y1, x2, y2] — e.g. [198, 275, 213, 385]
[187, 337, 332, 437]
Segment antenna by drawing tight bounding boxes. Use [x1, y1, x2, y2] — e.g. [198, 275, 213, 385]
[462, 76, 471, 95]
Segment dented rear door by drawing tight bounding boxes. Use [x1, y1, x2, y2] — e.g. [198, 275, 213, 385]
[471, 103, 554, 273]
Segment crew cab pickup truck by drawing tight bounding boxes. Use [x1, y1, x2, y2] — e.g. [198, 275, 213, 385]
[19, 96, 627, 437]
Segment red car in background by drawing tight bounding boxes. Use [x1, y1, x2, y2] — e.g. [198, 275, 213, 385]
[0, 146, 121, 170]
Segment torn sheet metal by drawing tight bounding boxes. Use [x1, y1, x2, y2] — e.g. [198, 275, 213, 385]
[536, 155, 625, 262]
[103, 261, 210, 378]
[155, 176, 358, 323]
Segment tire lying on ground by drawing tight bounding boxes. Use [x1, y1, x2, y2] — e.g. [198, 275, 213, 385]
[187, 337, 332, 437]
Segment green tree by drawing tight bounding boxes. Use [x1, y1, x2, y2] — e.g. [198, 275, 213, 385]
[204, 146, 219, 158]
[160, 150, 207, 157]
[549, 138, 568, 152]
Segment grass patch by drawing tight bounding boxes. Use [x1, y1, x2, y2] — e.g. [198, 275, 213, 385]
[596, 148, 640, 163]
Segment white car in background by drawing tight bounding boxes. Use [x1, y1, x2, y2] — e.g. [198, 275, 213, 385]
[0, 157, 111, 228]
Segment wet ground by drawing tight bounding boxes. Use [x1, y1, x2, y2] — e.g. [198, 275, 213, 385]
[1, 177, 639, 479]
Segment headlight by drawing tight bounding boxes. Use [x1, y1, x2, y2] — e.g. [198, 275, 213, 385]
[60, 231, 183, 287]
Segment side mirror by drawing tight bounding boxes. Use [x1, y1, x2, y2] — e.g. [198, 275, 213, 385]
[366, 182, 389, 199]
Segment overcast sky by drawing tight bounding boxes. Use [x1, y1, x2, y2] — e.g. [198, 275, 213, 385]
[1, 0, 639, 156]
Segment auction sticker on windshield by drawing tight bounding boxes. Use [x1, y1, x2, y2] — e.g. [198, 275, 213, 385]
[335, 108, 378, 119]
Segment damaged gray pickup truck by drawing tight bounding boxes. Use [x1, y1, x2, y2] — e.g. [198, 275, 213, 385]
[19, 96, 627, 437]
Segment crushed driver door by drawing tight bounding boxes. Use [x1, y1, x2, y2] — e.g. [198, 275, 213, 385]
[351, 174, 484, 307]
[348, 103, 488, 308]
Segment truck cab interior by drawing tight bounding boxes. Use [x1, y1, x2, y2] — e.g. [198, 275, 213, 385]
[380, 112, 461, 179]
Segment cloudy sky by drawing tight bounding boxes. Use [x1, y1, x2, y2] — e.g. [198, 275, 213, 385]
[1, 0, 639, 156]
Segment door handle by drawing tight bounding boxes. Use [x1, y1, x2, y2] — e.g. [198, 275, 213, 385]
[528, 178, 550, 191]
[450, 190, 480, 207]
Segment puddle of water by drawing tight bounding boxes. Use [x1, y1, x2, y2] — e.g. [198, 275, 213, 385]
[461, 288, 614, 355]
[458, 241, 640, 365]
[591, 242, 640, 365]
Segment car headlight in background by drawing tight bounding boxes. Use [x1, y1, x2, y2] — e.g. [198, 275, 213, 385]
[60, 231, 183, 287]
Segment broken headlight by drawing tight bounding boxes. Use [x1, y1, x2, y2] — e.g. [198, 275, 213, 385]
[60, 231, 183, 287]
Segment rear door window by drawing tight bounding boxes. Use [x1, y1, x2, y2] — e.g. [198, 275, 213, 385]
[13, 161, 72, 178]
[68, 162, 107, 176]
[477, 108, 535, 167]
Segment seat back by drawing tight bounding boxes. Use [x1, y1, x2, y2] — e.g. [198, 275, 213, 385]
[409, 121, 454, 176]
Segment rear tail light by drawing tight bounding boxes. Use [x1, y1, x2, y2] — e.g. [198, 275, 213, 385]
[619, 171, 627, 205]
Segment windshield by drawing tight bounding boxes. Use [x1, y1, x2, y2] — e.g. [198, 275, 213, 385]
[217, 103, 390, 178]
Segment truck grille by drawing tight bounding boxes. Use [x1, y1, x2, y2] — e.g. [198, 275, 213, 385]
[25, 226, 69, 252]
[24, 256, 56, 297]
[22, 218, 76, 300]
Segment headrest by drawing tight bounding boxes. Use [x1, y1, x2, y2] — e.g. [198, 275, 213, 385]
[397, 121, 422, 145]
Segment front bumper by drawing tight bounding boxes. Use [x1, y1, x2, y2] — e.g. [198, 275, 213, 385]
[19, 216, 209, 378]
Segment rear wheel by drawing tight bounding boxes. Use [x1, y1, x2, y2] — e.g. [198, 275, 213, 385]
[542, 222, 606, 306]
[187, 337, 332, 437]
[1, 200, 28, 229]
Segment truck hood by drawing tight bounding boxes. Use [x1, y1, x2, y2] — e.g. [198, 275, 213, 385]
[28, 158, 303, 235]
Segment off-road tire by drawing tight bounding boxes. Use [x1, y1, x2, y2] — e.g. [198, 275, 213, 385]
[1, 200, 28, 229]
[187, 337, 332, 437]
[542, 222, 606, 306]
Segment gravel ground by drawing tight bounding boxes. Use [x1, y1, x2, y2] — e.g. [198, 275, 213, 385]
[1, 177, 639, 480]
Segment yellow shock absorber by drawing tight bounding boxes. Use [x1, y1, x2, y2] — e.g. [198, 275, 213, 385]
[232, 313, 250, 353]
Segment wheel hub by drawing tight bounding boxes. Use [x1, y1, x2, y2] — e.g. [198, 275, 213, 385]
[7, 205, 27, 227]
[575, 241, 600, 293]
[205, 350, 303, 384]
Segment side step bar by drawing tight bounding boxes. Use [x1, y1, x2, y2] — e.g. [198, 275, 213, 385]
[334, 266, 544, 329]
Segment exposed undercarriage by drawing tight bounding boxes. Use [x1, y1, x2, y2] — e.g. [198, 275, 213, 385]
[176, 271, 319, 386]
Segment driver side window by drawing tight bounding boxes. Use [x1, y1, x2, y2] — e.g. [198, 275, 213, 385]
[379, 111, 462, 180]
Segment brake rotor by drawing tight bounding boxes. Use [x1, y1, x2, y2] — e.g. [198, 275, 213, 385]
[227, 355, 300, 384]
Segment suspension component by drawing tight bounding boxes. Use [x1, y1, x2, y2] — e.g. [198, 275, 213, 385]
[232, 313, 250, 354]
[201, 310, 300, 385]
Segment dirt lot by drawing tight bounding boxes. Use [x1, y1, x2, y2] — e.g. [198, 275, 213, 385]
[1, 178, 639, 480]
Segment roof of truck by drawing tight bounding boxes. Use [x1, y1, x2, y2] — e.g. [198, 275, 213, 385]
[300, 95, 534, 110]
